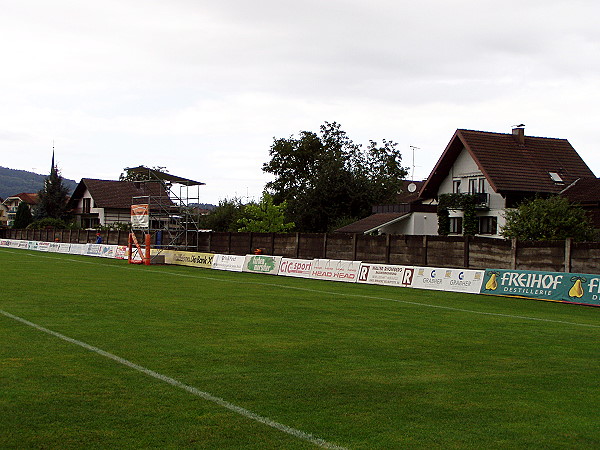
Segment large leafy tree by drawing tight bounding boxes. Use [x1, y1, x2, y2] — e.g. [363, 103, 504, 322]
[263, 122, 408, 232]
[501, 196, 596, 241]
[237, 192, 295, 232]
[36, 162, 70, 220]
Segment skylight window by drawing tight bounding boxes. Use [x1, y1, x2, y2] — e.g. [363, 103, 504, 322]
[549, 172, 564, 183]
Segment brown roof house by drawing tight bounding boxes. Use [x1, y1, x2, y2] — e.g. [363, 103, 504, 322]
[335, 180, 437, 234]
[68, 178, 174, 229]
[2, 193, 39, 227]
[338, 126, 596, 237]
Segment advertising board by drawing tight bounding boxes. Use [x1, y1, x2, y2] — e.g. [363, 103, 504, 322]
[278, 258, 314, 278]
[27, 241, 39, 251]
[243, 255, 282, 275]
[309, 259, 361, 283]
[48, 242, 61, 252]
[69, 244, 86, 255]
[37, 241, 50, 251]
[85, 244, 103, 256]
[162, 250, 214, 268]
[212, 254, 246, 272]
[357, 263, 415, 287]
[0, 239, 10, 247]
[480, 268, 600, 306]
[58, 243, 72, 253]
[412, 267, 485, 294]
[114, 246, 128, 259]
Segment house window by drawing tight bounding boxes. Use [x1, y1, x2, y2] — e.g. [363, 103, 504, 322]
[453, 180, 461, 193]
[468, 178, 478, 194]
[449, 217, 463, 234]
[479, 216, 498, 235]
[83, 198, 91, 214]
[478, 178, 486, 194]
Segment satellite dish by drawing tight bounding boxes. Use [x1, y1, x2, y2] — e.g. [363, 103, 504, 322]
[407, 182, 417, 193]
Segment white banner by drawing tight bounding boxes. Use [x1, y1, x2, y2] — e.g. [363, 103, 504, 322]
[0, 239, 10, 247]
[309, 259, 361, 283]
[278, 258, 315, 278]
[357, 263, 415, 287]
[85, 244, 103, 257]
[48, 242, 61, 252]
[69, 243, 87, 255]
[411, 267, 485, 294]
[212, 254, 246, 272]
[131, 204, 149, 228]
[37, 241, 50, 252]
[58, 243, 72, 253]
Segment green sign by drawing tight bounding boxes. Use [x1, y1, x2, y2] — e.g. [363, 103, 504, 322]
[481, 269, 600, 306]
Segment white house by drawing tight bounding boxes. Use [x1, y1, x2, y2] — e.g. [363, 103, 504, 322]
[338, 126, 596, 237]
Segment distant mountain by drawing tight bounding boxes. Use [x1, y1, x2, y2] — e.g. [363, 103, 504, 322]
[0, 166, 78, 200]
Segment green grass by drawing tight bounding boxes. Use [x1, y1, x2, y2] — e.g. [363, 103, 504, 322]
[1, 248, 600, 449]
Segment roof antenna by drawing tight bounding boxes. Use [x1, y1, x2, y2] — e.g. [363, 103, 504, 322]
[409, 145, 420, 181]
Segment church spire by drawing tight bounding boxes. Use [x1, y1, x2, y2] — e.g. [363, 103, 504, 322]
[51, 141, 57, 176]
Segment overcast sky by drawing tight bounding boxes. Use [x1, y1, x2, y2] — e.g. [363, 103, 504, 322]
[2, 0, 599, 204]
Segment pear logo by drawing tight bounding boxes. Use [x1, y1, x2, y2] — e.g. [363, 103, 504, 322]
[484, 271, 499, 291]
[569, 276, 587, 299]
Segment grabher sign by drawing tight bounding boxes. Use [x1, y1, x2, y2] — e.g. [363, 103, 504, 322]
[480, 269, 600, 306]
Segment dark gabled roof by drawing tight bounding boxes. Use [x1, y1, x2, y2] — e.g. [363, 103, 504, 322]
[396, 180, 425, 203]
[68, 179, 173, 209]
[420, 129, 595, 198]
[561, 177, 600, 204]
[3, 193, 39, 205]
[335, 212, 409, 234]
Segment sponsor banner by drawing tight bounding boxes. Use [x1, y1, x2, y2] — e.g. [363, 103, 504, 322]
[357, 263, 415, 287]
[37, 241, 50, 252]
[99, 245, 116, 258]
[48, 242, 61, 252]
[212, 254, 246, 272]
[18, 240, 29, 249]
[309, 259, 361, 283]
[69, 243, 87, 255]
[27, 241, 39, 251]
[412, 267, 485, 294]
[162, 250, 215, 268]
[0, 239, 11, 247]
[480, 268, 600, 306]
[243, 254, 282, 275]
[58, 243, 72, 253]
[131, 204, 150, 228]
[114, 246, 128, 259]
[85, 244, 103, 257]
[279, 258, 315, 278]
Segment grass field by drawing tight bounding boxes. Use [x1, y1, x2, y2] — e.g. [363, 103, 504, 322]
[1, 248, 600, 449]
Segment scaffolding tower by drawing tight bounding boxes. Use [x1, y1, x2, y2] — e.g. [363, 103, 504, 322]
[126, 166, 205, 252]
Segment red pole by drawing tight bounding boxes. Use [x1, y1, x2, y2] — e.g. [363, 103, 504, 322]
[144, 233, 151, 266]
[128, 232, 133, 264]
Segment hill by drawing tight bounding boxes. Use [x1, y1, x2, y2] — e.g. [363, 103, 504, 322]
[0, 167, 78, 200]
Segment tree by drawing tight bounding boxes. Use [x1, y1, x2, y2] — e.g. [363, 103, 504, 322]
[12, 201, 33, 228]
[263, 122, 408, 232]
[36, 161, 70, 220]
[237, 192, 295, 232]
[119, 166, 168, 181]
[198, 197, 245, 232]
[501, 196, 596, 241]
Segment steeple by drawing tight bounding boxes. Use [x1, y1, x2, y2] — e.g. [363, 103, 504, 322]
[51, 141, 57, 176]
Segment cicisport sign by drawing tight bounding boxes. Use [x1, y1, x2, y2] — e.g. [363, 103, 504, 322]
[278, 258, 314, 278]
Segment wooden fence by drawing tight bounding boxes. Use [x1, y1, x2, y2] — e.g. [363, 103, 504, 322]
[3, 228, 600, 274]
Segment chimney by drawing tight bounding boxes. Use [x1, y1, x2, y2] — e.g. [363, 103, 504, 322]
[512, 125, 525, 145]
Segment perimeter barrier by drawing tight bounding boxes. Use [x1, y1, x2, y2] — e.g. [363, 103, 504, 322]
[2, 239, 599, 307]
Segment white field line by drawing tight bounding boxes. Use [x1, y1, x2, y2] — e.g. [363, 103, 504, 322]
[3, 248, 600, 329]
[0, 308, 347, 450]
